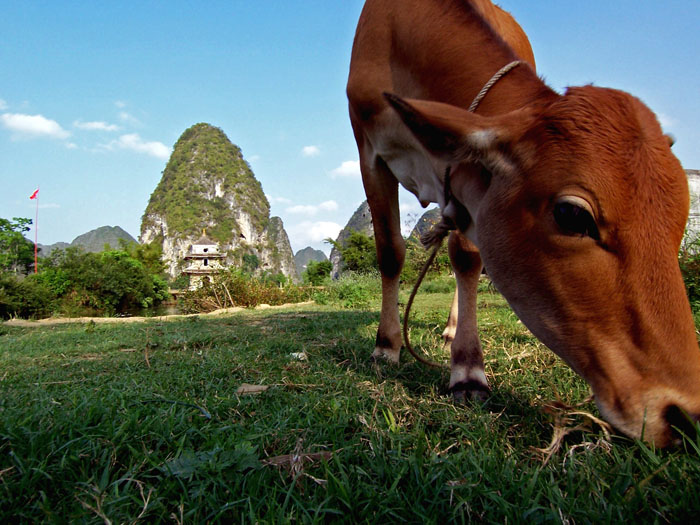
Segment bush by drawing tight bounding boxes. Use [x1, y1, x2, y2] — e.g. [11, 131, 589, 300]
[679, 234, 700, 311]
[180, 269, 310, 313]
[327, 230, 377, 275]
[0, 272, 56, 319]
[400, 237, 452, 285]
[304, 260, 332, 286]
[33, 247, 169, 317]
[312, 272, 380, 309]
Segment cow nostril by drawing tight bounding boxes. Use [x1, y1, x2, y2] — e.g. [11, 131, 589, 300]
[664, 405, 699, 444]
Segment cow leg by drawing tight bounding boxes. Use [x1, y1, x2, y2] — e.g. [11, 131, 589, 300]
[361, 155, 405, 363]
[442, 289, 459, 348]
[447, 232, 489, 402]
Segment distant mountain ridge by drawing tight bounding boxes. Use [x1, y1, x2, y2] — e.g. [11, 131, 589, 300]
[294, 247, 327, 277]
[38, 226, 137, 257]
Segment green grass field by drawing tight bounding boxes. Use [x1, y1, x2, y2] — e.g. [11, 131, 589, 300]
[2, 289, 700, 522]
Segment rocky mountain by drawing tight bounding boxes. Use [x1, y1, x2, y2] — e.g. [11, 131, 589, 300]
[294, 247, 327, 276]
[140, 123, 297, 280]
[330, 200, 373, 279]
[408, 207, 441, 242]
[39, 226, 136, 257]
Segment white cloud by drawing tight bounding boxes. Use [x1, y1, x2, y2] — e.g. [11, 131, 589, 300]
[267, 195, 292, 205]
[0, 99, 7, 110]
[287, 204, 319, 215]
[74, 120, 119, 132]
[302, 145, 320, 157]
[331, 160, 361, 178]
[104, 133, 171, 159]
[319, 200, 338, 211]
[118, 111, 141, 126]
[288, 220, 342, 246]
[115, 100, 127, 109]
[286, 200, 339, 216]
[657, 112, 676, 129]
[1, 112, 70, 139]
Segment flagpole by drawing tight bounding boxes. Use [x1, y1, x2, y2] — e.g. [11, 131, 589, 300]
[34, 186, 39, 273]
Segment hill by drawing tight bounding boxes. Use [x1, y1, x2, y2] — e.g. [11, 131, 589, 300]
[294, 247, 328, 276]
[39, 226, 136, 257]
[140, 123, 297, 280]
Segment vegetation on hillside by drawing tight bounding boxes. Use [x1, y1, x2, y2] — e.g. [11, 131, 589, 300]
[141, 123, 270, 244]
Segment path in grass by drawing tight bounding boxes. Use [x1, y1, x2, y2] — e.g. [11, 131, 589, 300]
[3, 301, 315, 327]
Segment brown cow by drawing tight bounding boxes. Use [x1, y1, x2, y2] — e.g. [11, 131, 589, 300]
[347, 0, 700, 447]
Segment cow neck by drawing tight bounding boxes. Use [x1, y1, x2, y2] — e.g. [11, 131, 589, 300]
[440, 60, 524, 216]
[467, 60, 523, 113]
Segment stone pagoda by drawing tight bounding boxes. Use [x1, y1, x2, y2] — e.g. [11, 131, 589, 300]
[183, 230, 225, 290]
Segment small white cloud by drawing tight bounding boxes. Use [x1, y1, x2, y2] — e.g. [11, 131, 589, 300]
[66, 142, 78, 149]
[331, 160, 361, 178]
[0, 99, 7, 110]
[115, 100, 127, 109]
[1, 112, 70, 140]
[302, 145, 320, 157]
[287, 204, 319, 215]
[118, 111, 141, 126]
[74, 120, 119, 132]
[288, 220, 343, 245]
[267, 195, 292, 205]
[657, 112, 676, 129]
[104, 133, 171, 159]
[286, 200, 339, 216]
[319, 200, 338, 211]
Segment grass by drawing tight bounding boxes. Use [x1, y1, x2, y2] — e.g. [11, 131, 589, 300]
[2, 286, 700, 522]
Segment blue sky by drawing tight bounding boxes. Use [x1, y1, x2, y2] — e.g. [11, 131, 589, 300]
[2, 1, 699, 255]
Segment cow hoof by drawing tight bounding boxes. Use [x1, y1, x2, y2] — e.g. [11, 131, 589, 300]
[371, 347, 401, 364]
[451, 381, 490, 404]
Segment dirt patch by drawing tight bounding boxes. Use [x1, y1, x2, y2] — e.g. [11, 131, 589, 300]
[3, 302, 315, 328]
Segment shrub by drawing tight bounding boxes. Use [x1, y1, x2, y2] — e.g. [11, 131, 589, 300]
[679, 234, 700, 311]
[34, 247, 169, 316]
[304, 260, 332, 286]
[327, 230, 378, 275]
[180, 269, 310, 313]
[312, 272, 380, 309]
[0, 272, 56, 319]
[400, 237, 452, 285]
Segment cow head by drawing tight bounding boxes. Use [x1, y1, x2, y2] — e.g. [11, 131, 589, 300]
[386, 86, 700, 446]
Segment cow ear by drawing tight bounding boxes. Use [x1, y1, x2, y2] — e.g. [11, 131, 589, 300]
[383, 93, 533, 168]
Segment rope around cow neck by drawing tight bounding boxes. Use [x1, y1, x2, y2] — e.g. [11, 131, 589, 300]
[401, 60, 523, 369]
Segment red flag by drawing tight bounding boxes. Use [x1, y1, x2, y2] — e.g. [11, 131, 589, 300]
[29, 188, 39, 200]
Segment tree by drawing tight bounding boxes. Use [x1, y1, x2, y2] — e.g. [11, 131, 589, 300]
[304, 260, 332, 285]
[327, 230, 378, 274]
[118, 239, 168, 276]
[0, 217, 35, 274]
[38, 246, 169, 314]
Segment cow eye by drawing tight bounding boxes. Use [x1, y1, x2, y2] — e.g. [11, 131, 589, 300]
[553, 197, 600, 240]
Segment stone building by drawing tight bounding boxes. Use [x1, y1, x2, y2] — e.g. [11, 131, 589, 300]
[183, 231, 225, 290]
